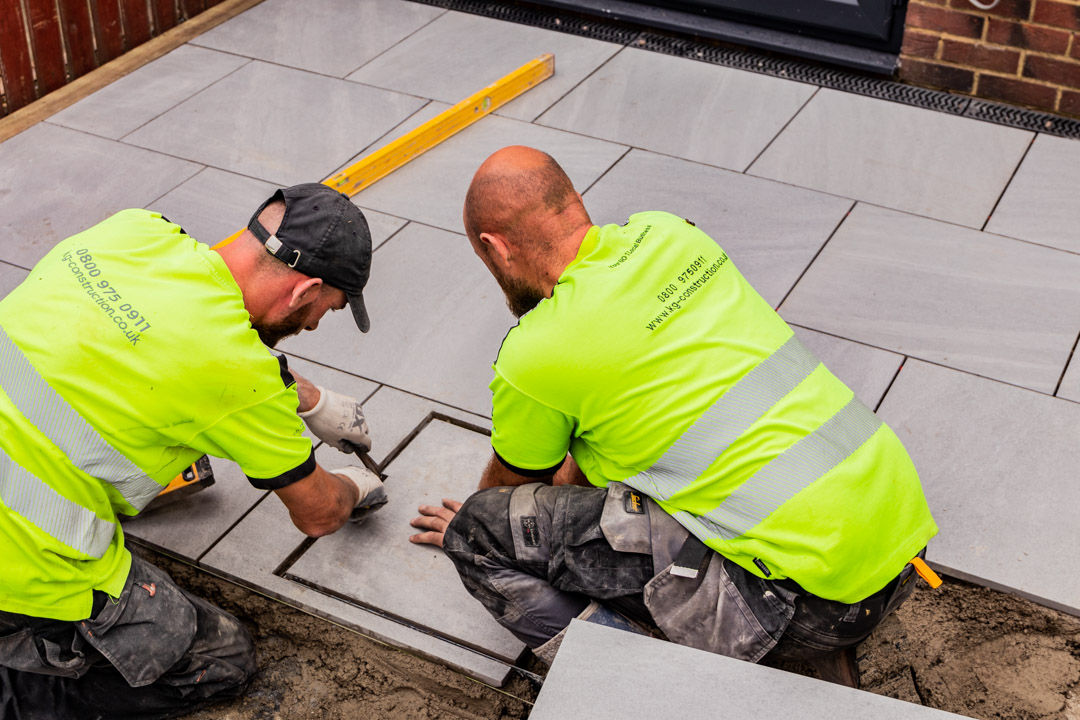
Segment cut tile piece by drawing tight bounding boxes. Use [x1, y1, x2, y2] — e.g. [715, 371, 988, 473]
[347, 11, 622, 122]
[192, 0, 444, 78]
[280, 223, 515, 416]
[748, 88, 1032, 228]
[124, 61, 425, 187]
[289, 420, 524, 661]
[532, 621, 966, 719]
[538, 48, 816, 171]
[122, 458, 267, 562]
[48, 45, 248, 140]
[790, 325, 903, 409]
[0, 123, 201, 268]
[350, 114, 626, 232]
[779, 204, 1080, 394]
[985, 134, 1080, 254]
[199, 490, 513, 685]
[877, 360, 1080, 616]
[0, 262, 28, 296]
[583, 150, 852, 306]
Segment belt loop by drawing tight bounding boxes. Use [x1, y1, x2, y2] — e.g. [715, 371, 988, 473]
[670, 535, 711, 579]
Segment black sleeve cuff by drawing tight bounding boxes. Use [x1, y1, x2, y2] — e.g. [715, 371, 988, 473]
[246, 448, 316, 490]
[276, 354, 296, 389]
[493, 450, 564, 478]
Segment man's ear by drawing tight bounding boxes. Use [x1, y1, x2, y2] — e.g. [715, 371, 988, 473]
[288, 277, 323, 309]
[479, 232, 512, 266]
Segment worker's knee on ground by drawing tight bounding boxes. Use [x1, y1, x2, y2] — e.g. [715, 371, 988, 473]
[183, 593, 258, 693]
[444, 487, 516, 558]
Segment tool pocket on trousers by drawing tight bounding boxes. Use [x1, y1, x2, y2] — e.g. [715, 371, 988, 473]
[599, 482, 652, 556]
[77, 557, 197, 688]
[0, 628, 88, 679]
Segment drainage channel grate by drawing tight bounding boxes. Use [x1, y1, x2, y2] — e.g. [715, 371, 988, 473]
[406, 0, 1080, 141]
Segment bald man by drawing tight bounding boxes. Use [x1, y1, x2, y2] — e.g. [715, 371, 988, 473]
[0, 184, 384, 718]
[411, 147, 937, 686]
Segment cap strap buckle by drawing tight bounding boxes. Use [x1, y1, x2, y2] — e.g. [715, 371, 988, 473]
[264, 234, 302, 268]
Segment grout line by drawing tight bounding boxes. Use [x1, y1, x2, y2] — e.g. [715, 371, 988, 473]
[529, 44, 631, 125]
[580, 144, 633, 196]
[338, 5, 451, 80]
[979, 131, 1037, 233]
[874, 356, 907, 413]
[195, 489, 272, 563]
[142, 165, 210, 210]
[773, 199, 855, 311]
[743, 85, 821, 173]
[1052, 329, 1080, 398]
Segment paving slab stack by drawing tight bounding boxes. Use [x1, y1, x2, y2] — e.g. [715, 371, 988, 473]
[2, 0, 1078, 690]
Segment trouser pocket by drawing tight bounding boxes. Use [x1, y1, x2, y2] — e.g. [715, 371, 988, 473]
[0, 627, 88, 679]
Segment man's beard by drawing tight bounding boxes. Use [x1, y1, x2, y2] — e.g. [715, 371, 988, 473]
[492, 267, 545, 318]
[254, 306, 308, 348]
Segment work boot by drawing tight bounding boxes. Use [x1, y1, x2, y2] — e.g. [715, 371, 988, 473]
[532, 601, 649, 666]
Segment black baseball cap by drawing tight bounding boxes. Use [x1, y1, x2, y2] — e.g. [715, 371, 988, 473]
[248, 183, 372, 333]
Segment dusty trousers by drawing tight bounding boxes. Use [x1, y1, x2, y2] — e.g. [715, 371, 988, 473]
[0, 553, 256, 720]
[442, 482, 919, 663]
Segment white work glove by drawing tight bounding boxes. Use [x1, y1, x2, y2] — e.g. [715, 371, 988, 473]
[298, 386, 371, 454]
[333, 466, 388, 524]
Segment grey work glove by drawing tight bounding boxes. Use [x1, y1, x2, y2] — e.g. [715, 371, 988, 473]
[333, 466, 388, 524]
[298, 385, 371, 454]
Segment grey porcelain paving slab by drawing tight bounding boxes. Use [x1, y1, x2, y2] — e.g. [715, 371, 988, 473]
[877, 360, 1080, 616]
[124, 61, 425, 187]
[279, 222, 515, 416]
[0, 262, 28, 296]
[48, 45, 248, 140]
[199, 491, 513, 685]
[0, 123, 201, 268]
[290, 420, 524, 661]
[151, 168, 406, 250]
[537, 48, 816, 172]
[748, 89, 1032, 228]
[985, 134, 1080, 254]
[532, 621, 965, 720]
[347, 10, 622, 122]
[790, 325, 903, 409]
[779, 204, 1080, 394]
[350, 113, 626, 232]
[1057, 353, 1080, 404]
[192, 0, 444, 78]
[122, 458, 266, 562]
[583, 150, 852, 307]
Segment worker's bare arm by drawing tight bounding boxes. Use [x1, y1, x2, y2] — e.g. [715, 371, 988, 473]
[274, 464, 360, 538]
[553, 455, 589, 487]
[291, 371, 320, 413]
[478, 453, 554, 490]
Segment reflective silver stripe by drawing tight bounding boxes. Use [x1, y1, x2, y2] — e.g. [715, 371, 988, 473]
[625, 334, 820, 500]
[0, 328, 161, 511]
[0, 447, 116, 557]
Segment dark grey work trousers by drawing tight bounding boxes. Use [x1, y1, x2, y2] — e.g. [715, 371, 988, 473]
[0, 554, 256, 720]
[443, 483, 917, 661]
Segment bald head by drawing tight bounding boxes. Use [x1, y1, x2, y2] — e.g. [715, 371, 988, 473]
[463, 146, 590, 252]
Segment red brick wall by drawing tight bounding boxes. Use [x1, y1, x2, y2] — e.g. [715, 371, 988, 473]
[900, 0, 1080, 117]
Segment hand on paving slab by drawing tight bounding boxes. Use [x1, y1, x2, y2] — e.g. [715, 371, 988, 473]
[298, 385, 372, 454]
[409, 499, 462, 549]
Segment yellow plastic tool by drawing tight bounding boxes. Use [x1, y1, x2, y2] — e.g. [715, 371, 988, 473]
[910, 556, 943, 589]
[213, 53, 556, 250]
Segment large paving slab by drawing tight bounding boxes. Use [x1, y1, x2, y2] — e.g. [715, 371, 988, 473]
[583, 149, 852, 307]
[877, 360, 1080, 616]
[985, 133, 1080, 254]
[288, 420, 524, 661]
[347, 11, 622, 122]
[124, 61, 426, 187]
[0, 262, 28, 297]
[538, 48, 816, 172]
[779, 203, 1080, 394]
[279, 222, 515, 416]
[199, 488, 513, 685]
[790, 325, 903, 410]
[122, 458, 267, 563]
[192, 0, 444, 78]
[1059, 353, 1080, 403]
[48, 45, 248, 140]
[0, 123, 201, 268]
[748, 88, 1033, 228]
[532, 620, 966, 720]
[350, 113, 626, 232]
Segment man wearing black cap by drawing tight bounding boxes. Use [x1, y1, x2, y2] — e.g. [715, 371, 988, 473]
[0, 183, 383, 718]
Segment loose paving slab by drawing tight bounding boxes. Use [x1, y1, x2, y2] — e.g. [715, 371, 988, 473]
[538, 48, 817, 172]
[288, 420, 524, 661]
[192, 0, 445, 78]
[1058, 353, 1080, 404]
[985, 133, 1080, 254]
[198, 486, 514, 685]
[748, 88, 1033, 228]
[347, 10, 622, 122]
[790, 325, 903, 410]
[350, 113, 627, 233]
[582, 149, 852, 307]
[279, 222, 515, 417]
[779, 203, 1080, 394]
[48, 45, 248, 141]
[877, 360, 1080, 616]
[0, 123, 201, 269]
[124, 61, 426, 187]
[532, 620, 966, 720]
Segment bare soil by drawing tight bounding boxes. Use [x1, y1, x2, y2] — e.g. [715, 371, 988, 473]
[145, 549, 1080, 720]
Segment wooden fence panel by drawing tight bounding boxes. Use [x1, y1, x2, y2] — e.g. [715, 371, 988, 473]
[26, 0, 68, 96]
[179, 0, 205, 22]
[0, 0, 37, 112]
[93, 0, 126, 61]
[58, 0, 97, 77]
[152, 0, 177, 34]
[120, 0, 152, 47]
